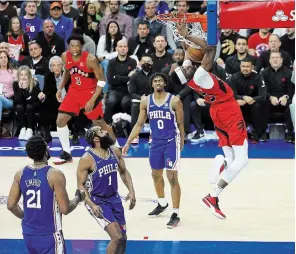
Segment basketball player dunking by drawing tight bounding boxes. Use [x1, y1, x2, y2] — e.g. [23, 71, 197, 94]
[77, 127, 136, 254]
[171, 24, 248, 220]
[122, 73, 185, 228]
[54, 34, 117, 165]
[7, 135, 85, 253]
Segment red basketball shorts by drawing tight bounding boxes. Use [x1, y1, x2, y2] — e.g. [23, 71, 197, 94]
[58, 88, 104, 120]
[210, 99, 247, 147]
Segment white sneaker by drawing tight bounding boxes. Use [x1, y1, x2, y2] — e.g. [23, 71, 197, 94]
[208, 155, 225, 184]
[24, 128, 33, 140]
[18, 128, 26, 140]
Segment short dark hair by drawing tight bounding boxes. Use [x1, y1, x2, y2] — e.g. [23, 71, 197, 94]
[270, 50, 283, 58]
[141, 53, 153, 61]
[26, 135, 47, 161]
[67, 34, 84, 46]
[236, 36, 248, 43]
[138, 21, 150, 29]
[72, 27, 84, 36]
[154, 34, 167, 42]
[241, 57, 254, 64]
[150, 72, 169, 89]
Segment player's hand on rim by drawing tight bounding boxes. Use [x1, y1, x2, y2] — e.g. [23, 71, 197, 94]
[125, 192, 136, 210]
[176, 18, 188, 37]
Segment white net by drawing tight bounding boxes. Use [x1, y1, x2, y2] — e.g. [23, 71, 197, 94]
[157, 19, 207, 49]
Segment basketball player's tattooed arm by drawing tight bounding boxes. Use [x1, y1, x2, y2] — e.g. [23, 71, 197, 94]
[122, 97, 148, 154]
[85, 55, 105, 112]
[172, 96, 185, 151]
[113, 147, 136, 210]
[49, 169, 85, 215]
[7, 169, 24, 219]
[56, 52, 70, 102]
[77, 153, 104, 218]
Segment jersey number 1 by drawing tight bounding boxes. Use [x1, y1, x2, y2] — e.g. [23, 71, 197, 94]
[108, 175, 112, 186]
[26, 190, 41, 209]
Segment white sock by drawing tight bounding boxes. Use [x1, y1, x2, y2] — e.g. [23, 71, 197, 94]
[210, 186, 223, 197]
[172, 208, 179, 216]
[57, 126, 71, 154]
[158, 198, 167, 207]
[114, 139, 120, 148]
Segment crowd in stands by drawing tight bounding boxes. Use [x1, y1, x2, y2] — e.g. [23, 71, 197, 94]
[0, 0, 294, 144]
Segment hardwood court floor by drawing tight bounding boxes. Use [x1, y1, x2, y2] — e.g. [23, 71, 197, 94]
[0, 157, 294, 243]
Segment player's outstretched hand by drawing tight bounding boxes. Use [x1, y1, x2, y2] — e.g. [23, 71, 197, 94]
[125, 192, 136, 210]
[122, 144, 130, 156]
[91, 204, 104, 219]
[75, 189, 86, 202]
[85, 100, 95, 112]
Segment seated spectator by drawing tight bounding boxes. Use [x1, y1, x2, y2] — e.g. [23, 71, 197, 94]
[62, 0, 80, 23]
[134, 1, 166, 39]
[230, 58, 268, 142]
[97, 21, 125, 94]
[39, 56, 65, 143]
[128, 54, 154, 132]
[225, 36, 257, 76]
[137, 0, 169, 18]
[128, 21, 154, 62]
[163, 48, 193, 136]
[256, 34, 292, 72]
[105, 39, 137, 124]
[99, 0, 133, 39]
[76, 2, 100, 45]
[5, 17, 29, 62]
[248, 29, 270, 57]
[72, 27, 96, 57]
[21, 40, 49, 86]
[151, 35, 173, 72]
[20, 0, 43, 40]
[261, 51, 295, 143]
[20, 0, 50, 20]
[0, 0, 17, 19]
[281, 28, 295, 61]
[0, 11, 9, 39]
[13, 65, 43, 140]
[49, 1, 74, 47]
[0, 42, 19, 69]
[35, 20, 65, 59]
[0, 51, 16, 137]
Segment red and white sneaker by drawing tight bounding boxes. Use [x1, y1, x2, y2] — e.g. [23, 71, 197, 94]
[200, 194, 226, 220]
[208, 155, 226, 184]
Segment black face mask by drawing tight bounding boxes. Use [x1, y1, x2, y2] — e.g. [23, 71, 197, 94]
[99, 134, 115, 150]
[142, 63, 152, 72]
[177, 60, 184, 66]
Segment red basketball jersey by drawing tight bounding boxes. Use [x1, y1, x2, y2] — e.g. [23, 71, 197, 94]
[7, 34, 25, 61]
[65, 51, 97, 91]
[187, 72, 234, 105]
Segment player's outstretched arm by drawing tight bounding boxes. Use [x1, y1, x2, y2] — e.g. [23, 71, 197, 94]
[58, 52, 70, 90]
[7, 169, 24, 219]
[76, 154, 104, 218]
[172, 96, 185, 151]
[122, 97, 148, 154]
[49, 169, 85, 215]
[113, 147, 136, 210]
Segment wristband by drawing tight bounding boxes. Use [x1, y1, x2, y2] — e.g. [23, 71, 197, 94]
[97, 80, 106, 87]
[75, 189, 82, 202]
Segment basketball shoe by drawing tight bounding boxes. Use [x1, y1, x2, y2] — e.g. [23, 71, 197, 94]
[208, 155, 226, 184]
[166, 213, 180, 229]
[148, 203, 168, 217]
[53, 151, 73, 165]
[200, 194, 226, 220]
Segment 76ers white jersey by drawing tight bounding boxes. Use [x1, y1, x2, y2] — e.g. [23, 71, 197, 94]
[147, 93, 179, 140]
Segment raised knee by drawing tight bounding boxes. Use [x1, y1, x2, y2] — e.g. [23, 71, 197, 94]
[111, 232, 123, 241]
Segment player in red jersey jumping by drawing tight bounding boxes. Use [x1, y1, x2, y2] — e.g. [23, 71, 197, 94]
[54, 34, 117, 164]
[171, 26, 249, 220]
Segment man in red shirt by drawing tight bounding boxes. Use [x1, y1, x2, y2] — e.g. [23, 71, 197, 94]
[54, 34, 117, 164]
[248, 29, 271, 57]
[171, 26, 249, 220]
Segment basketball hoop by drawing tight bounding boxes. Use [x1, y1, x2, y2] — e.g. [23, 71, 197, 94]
[156, 13, 208, 49]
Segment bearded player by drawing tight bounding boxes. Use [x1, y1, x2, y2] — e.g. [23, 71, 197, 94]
[171, 25, 248, 220]
[54, 34, 118, 165]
